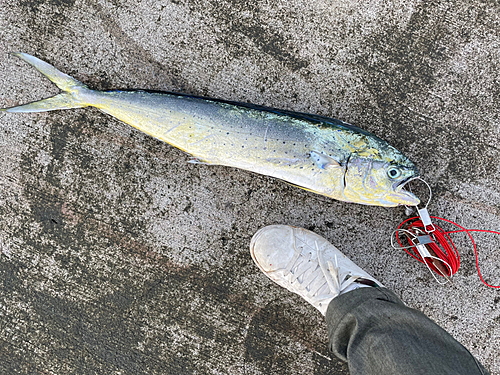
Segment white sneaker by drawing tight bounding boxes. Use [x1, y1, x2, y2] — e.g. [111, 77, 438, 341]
[250, 225, 383, 316]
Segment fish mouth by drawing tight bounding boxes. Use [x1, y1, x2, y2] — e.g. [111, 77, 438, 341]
[394, 175, 420, 206]
[397, 175, 418, 190]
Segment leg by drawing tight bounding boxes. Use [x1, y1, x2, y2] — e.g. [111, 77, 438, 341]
[250, 225, 490, 375]
[326, 287, 489, 375]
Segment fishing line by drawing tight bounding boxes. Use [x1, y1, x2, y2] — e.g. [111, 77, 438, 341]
[392, 178, 500, 288]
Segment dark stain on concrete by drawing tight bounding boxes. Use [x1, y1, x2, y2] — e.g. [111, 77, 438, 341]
[244, 300, 348, 374]
[352, 1, 497, 189]
[184, 0, 309, 72]
[18, 0, 194, 94]
[18, 0, 77, 56]
[0, 257, 196, 374]
[355, 2, 453, 116]
[4, 107, 346, 373]
[89, 0, 195, 93]
[19, 0, 76, 14]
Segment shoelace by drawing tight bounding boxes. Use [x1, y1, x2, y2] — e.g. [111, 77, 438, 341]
[318, 242, 361, 294]
[284, 239, 361, 307]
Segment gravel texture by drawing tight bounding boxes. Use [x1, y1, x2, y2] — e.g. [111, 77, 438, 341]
[0, 0, 499, 374]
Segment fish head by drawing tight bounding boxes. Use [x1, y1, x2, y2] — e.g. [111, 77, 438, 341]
[343, 155, 420, 207]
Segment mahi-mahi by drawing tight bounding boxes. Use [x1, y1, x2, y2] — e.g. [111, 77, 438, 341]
[2, 53, 419, 207]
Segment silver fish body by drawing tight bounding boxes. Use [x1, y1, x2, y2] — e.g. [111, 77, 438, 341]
[2, 53, 420, 207]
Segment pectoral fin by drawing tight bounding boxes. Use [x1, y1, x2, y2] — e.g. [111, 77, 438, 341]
[310, 151, 341, 169]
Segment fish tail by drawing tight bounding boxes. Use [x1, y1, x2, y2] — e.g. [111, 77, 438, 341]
[2, 52, 91, 113]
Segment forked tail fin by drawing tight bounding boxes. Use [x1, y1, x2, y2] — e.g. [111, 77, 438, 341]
[1, 52, 90, 113]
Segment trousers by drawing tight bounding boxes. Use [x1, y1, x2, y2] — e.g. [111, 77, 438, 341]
[325, 287, 490, 375]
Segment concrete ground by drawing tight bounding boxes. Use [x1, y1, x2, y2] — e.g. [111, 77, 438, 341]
[1, 0, 499, 374]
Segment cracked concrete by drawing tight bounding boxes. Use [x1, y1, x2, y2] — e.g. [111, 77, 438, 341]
[1, 0, 499, 374]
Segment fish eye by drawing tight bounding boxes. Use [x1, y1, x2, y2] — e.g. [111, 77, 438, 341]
[387, 167, 402, 179]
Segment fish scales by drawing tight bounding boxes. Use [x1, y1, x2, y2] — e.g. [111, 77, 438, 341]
[2, 53, 420, 207]
[88, 90, 347, 196]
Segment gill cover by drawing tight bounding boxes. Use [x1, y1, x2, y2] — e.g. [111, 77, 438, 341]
[343, 156, 420, 207]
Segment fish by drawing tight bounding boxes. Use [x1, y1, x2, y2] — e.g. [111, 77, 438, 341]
[1, 53, 420, 207]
